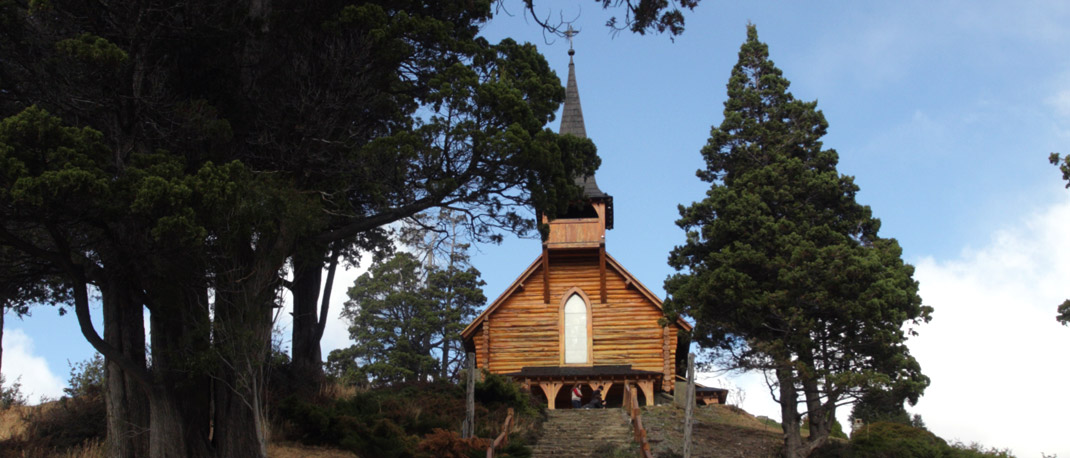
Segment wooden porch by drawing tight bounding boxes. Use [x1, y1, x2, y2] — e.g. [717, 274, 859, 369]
[504, 365, 663, 410]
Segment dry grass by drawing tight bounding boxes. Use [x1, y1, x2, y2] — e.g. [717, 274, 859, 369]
[0, 405, 33, 442]
[268, 442, 355, 458]
[318, 382, 362, 401]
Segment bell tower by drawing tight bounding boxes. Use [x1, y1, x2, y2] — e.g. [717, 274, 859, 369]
[540, 31, 614, 303]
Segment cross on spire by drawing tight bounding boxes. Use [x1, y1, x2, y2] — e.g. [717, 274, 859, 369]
[564, 25, 578, 56]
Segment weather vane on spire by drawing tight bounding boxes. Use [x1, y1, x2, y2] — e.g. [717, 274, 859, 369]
[564, 25, 578, 56]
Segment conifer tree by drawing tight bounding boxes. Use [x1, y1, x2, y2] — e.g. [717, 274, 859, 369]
[665, 25, 932, 458]
[1050, 153, 1070, 326]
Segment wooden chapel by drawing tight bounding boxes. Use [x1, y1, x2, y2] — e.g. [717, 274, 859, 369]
[461, 46, 692, 409]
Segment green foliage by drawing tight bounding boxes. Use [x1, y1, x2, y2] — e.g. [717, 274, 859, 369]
[664, 24, 931, 455]
[337, 252, 442, 384]
[848, 422, 948, 458]
[850, 388, 913, 427]
[813, 422, 1018, 458]
[1051, 152, 1070, 188]
[1052, 154, 1070, 327]
[474, 369, 540, 416]
[277, 381, 497, 458]
[54, 33, 128, 66]
[63, 353, 104, 399]
[0, 0, 648, 452]
[334, 234, 487, 385]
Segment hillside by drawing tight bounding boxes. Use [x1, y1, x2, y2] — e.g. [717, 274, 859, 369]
[642, 404, 784, 458]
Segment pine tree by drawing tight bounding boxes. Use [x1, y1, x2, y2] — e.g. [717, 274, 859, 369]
[333, 229, 485, 386]
[665, 25, 932, 458]
[1050, 153, 1070, 326]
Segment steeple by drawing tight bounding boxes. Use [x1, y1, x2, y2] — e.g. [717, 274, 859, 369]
[549, 29, 614, 235]
[560, 29, 587, 138]
[543, 29, 612, 242]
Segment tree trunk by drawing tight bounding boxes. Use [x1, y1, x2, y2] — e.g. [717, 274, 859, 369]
[148, 296, 213, 458]
[798, 351, 830, 456]
[291, 248, 326, 393]
[440, 338, 450, 382]
[101, 275, 150, 458]
[777, 365, 805, 458]
[211, 255, 279, 458]
[213, 358, 269, 458]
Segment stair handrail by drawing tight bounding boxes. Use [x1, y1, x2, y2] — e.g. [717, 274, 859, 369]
[623, 383, 654, 458]
[485, 407, 515, 458]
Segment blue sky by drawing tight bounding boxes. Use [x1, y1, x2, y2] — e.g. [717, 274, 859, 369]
[4, 1, 1070, 456]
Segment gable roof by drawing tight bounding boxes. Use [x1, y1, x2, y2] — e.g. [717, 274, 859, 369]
[460, 251, 692, 341]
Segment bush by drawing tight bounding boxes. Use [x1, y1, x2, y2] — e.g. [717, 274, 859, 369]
[1, 374, 28, 409]
[475, 370, 539, 416]
[849, 422, 948, 458]
[64, 354, 104, 399]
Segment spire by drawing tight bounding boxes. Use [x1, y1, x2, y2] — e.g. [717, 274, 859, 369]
[560, 26, 586, 138]
[555, 33, 613, 229]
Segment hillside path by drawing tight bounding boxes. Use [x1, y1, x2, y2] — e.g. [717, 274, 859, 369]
[530, 408, 635, 458]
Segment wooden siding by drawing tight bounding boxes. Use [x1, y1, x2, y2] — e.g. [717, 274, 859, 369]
[544, 218, 602, 248]
[472, 250, 679, 388]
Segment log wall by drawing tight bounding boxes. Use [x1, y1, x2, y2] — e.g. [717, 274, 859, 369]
[472, 250, 679, 390]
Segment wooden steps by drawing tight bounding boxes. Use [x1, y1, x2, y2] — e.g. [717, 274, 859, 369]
[530, 408, 635, 458]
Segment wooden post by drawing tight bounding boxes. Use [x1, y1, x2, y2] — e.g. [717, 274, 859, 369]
[599, 244, 606, 303]
[683, 353, 695, 458]
[542, 246, 550, 303]
[464, 353, 476, 438]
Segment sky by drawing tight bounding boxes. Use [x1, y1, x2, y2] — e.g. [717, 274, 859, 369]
[3, 1, 1070, 456]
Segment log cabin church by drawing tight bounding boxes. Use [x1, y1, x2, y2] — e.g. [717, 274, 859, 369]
[461, 46, 705, 410]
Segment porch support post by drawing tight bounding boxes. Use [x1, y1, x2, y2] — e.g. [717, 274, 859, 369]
[539, 381, 563, 410]
[637, 380, 655, 406]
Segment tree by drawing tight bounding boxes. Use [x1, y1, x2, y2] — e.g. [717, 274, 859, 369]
[1, 1, 594, 456]
[333, 223, 485, 385]
[849, 387, 912, 426]
[338, 253, 438, 384]
[519, 0, 701, 37]
[1050, 153, 1070, 326]
[0, 0, 700, 455]
[664, 25, 931, 458]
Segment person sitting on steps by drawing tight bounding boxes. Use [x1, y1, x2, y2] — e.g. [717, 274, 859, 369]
[584, 386, 605, 409]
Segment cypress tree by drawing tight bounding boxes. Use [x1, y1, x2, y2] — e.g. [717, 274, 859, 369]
[665, 25, 932, 458]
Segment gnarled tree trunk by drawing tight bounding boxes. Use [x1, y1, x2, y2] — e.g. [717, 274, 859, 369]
[101, 274, 149, 458]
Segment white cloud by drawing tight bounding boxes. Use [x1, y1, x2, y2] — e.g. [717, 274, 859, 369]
[1, 327, 66, 403]
[910, 196, 1070, 457]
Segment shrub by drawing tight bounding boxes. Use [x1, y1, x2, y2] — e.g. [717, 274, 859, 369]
[849, 422, 948, 458]
[475, 370, 540, 416]
[64, 354, 104, 399]
[416, 428, 489, 458]
[1, 374, 28, 409]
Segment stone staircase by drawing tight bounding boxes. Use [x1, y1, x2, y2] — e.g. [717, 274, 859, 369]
[530, 408, 635, 458]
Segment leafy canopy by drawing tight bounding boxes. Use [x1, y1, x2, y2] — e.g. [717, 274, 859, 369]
[664, 24, 931, 457]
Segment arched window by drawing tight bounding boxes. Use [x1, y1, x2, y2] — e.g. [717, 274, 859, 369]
[563, 293, 588, 364]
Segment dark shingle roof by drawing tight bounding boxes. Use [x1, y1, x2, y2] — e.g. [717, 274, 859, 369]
[560, 52, 613, 229]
